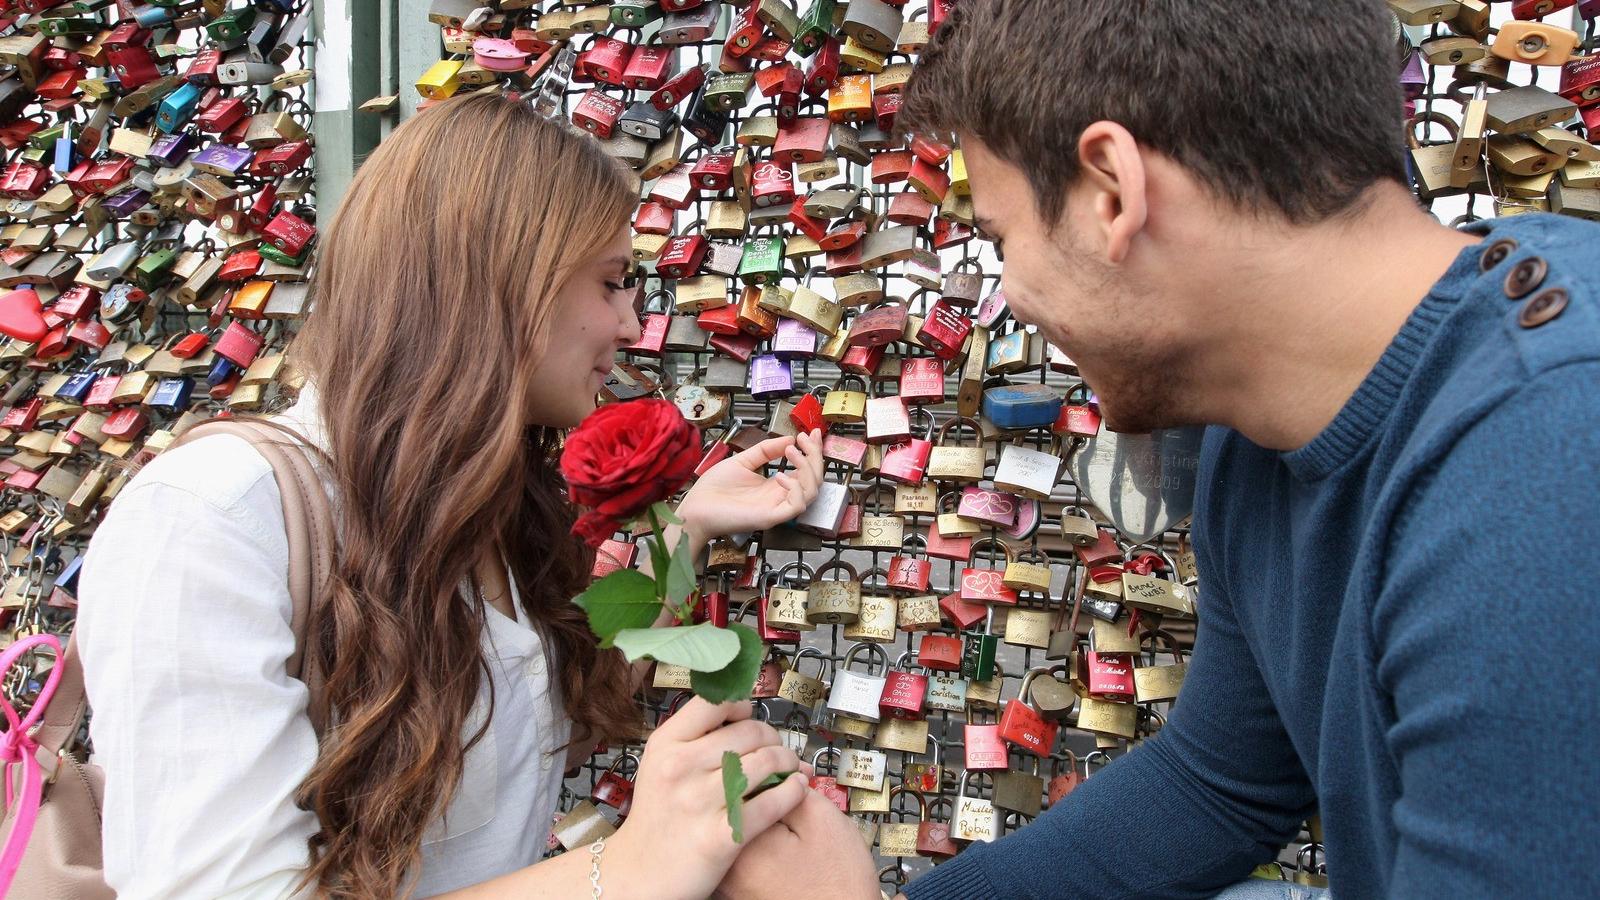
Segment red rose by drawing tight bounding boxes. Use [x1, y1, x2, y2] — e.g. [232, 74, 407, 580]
[561, 399, 700, 546]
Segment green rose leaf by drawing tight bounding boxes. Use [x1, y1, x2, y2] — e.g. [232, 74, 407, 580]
[664, 532, 698, 608]
[573, 570, 663, 648]
[612, 621, 741, 670]
[722, 750, 748, 844]
[650, 501, 684, 526]
[689, 623, 764, 704]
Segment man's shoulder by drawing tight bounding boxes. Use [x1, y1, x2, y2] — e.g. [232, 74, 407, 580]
[1468, 214, 1600, 379]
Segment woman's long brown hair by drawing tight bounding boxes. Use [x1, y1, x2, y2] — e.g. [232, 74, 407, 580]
[287, 91, 643, 897]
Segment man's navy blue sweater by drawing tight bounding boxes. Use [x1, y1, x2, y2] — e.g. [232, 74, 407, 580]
[905, 213, 1600, 899]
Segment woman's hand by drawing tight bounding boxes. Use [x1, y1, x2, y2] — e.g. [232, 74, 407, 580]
[604, 698, 809, 900]
[715, 786, 881, 900]
[676, 430, 825, 544]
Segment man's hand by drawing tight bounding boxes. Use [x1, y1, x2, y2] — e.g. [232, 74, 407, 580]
[715, 787, 880, 899]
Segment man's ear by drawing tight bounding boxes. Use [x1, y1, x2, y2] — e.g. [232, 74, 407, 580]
[1075, 121, 1148, 265]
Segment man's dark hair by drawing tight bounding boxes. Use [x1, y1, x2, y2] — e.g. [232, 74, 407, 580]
[899, 0, 1409, 226]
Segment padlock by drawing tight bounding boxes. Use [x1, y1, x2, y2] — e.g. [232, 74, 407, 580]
[1002, 545, 1054, 596]
[998, 668, 1061, 757]
[795, 477, 850, 538]
[764, 562, 817, 634]
[992, 756, 1045, 818]
[878, 787, 924, 857]
[1135, 629, 1189, 704]
[878, 648, 929, 721]
[778, 646, 831, 709]
[836, 745, 888, 792]
[1076, 693, 1138, 741]
[804, 747, 850, 814]
[983, 382, 1064, 431]
[961, 698, 1009, 769]
[960, 538, 1020, 606]
[1122, 564, 1194, 618]
[961, 614, 1001, 686]
[918, 795, 961, 858]
[820, 374, 868, 424]
[826, 643, 888, 723]
[843, 567, 897, 643]
[671, 377, 730, 428]
[958, 485, 1020, 531]
[747, 352, 795, 400]
[896, 355, 946, 405]
[847, 297, 909, 348]
[1002, 605, 1053, 649]
[1030, 661, 1078, 721]
[806, 558, 862, 625]
[1045, 750, 1082, 808]
[876, 407, 933, 486]
[932, 493, 980, 554]
[966, 661, 1006, 711]
[993, 439, 1062, 500]
[926, 415, 986, 482]
[590, 752, 641, 815]
[864, 394, 910, 444]
[551, 799, 616, 850]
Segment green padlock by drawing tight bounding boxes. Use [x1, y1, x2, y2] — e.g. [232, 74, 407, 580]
[795, 0, 837, 57]
[257, 240, 311, 268]
[961, 629, 998, 683]
[132, 247, 179, 292]
[704, 72, 754, 113]
[206, 3, 258, 42]
[610, 0, 661, 27]
[737, 235, 785, 286]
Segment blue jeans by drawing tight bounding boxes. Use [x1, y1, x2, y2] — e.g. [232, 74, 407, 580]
[1212, 880, 1331, 900]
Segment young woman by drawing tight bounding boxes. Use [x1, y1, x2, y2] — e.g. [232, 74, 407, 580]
[76, 91, 830, 898]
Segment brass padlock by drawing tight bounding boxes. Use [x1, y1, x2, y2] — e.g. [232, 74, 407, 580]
[927, 416, 986, 482]
[837, 745, 888, 792]
[1134, 630, 1188, 704]
[1002, 606, 1053, 650]
[822, 374, 868, 423]
[671, 376, 730, 428]
[991, 757, 1044, 818]
[843, 568, 897, 643]
[806, 558, 862, 625]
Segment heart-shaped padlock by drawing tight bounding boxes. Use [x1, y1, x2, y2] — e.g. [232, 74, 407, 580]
[1066, 427, 1203, 544]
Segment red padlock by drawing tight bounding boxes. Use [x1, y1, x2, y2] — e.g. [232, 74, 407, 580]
[591, 538, 638, 579]
[839, 342, 885, 378]
[692, 584, 730, 628]
[917, 298, 972, 359]
[804, 36, 841, 96]
[750, 160, 796, 208]
[959, 538, 1019, 606]
[998, 669, 1060, 756]
[0, 398, 41, 432]
[1045, 751, 1082, 808]
[171, 331, 211, 359]
[958, 486, 1020, 530]
[887, 535, 932, 593]
[963, 718, 1009, 771]
[939, 592, 987, 630]
[571, 89, 625, 138]
[262, 210, 316, 257]
[577, 35, 632, 85]
[85, 376, 120, 411]
[1074, 529, 1124, 568]
[917, 633, 963, 672]
[623, 45, 675, 92]
[214, 321, 264, 368]
[100, 407, 149, 440]
[656, 233, 708, 280]
[591, 753, 639, 816]
[880, 664, 928, 721]
[690, 149, 736, 191]
[752, 653, 784, 699]
[1083, 648, 1136, 702]
[774, 116, 831, 163]
[821, 433, 867, 469]
[879, 411, 934, 485]
[898, 356, 945, 404]
[918, 798, 961, 859]
[650, 63, 708, 110]
[786, 197, 829, 241]
[788, 391, 825, 433]
[633, 201, 675, 235]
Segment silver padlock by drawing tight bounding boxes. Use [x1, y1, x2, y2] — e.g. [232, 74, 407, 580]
[992, 440, 1062, 500]
[794, 478, 849, 537]
[826, 642, 888, 723]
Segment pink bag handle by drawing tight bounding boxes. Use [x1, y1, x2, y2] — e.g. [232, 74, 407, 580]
[0, 632, 66, 895]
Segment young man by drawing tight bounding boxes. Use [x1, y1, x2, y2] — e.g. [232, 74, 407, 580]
[718, 1, 1600, 897]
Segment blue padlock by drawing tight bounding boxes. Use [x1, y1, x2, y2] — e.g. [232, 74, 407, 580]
[156, 81, 202, 134]
[57, 553, 83, 596]
[148, 376, 194, 412]
[53, 135, 76, 173]
[206, 356, 238, 387]
[134, 3, 174, 27]
[57, 371, 98, 404]
[982, 383, 1062, 430]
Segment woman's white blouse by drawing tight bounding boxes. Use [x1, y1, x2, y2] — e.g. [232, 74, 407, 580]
[76, 391, 570, 898]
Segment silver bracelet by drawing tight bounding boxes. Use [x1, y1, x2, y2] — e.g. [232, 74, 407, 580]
[588, 837, 605, 899]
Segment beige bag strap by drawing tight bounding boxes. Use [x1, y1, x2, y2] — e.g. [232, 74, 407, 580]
[43, 417, 336, 749]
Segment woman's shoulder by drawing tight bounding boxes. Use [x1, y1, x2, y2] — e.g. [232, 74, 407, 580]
[123, 430, 281, 517]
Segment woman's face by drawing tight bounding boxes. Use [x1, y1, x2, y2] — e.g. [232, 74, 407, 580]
[526, 228, 641, 428]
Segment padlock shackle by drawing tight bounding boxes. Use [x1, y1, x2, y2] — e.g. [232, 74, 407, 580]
[968, 535, 1013, 566]
[791, 645, 830, 679]
[810, 745, 842, 769]
[841, 640, 887, 674]
[934, 414, 983, 449]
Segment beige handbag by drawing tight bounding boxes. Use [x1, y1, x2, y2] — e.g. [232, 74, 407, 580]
[0, 418, 333, 898]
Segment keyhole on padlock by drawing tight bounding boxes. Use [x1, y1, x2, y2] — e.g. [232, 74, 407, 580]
[693, 401, 706, 417]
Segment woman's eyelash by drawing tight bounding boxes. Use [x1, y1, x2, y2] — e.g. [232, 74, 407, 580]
[607, 275, 639, 293]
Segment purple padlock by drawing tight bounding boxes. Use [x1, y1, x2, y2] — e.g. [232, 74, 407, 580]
[1398, 50, 1425, 102]
[103, 187, 150, 219]
[748, 353, 794, 399]
[772, 317, 817, 359]
[148, 132, 194, 168]
[976, 288, 1010, 331]
[191, 143, 253, 178]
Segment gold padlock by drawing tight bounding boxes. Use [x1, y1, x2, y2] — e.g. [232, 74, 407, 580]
[843, 569, 897, 643]
[1002, 606, 1053, 650]
[821, 374, 868, 424]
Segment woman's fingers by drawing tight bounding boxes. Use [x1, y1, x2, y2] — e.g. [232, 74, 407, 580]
[738, 772, 809, 841]
[653, 696, 752, 743]
[692, 718, 784, 760]
[731, 436, 797, 471]
[736, 744, 803, 788]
